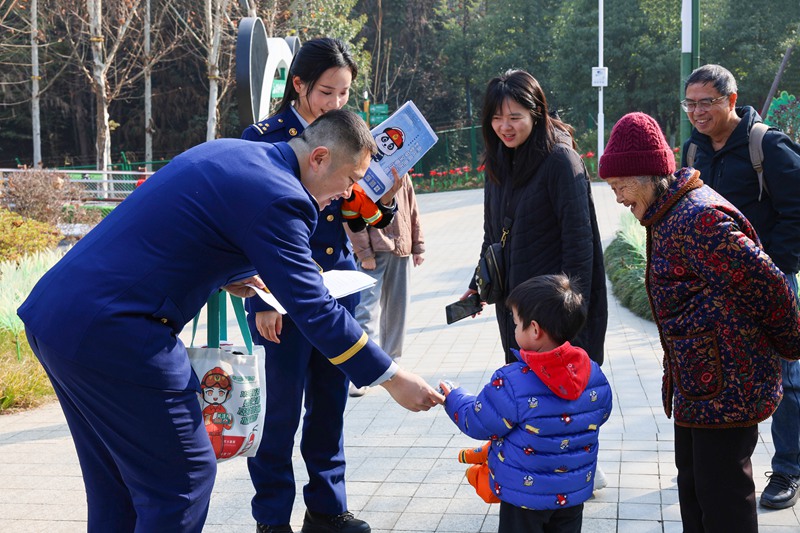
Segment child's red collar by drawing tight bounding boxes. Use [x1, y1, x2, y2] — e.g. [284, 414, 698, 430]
[514, 342, 592, 400]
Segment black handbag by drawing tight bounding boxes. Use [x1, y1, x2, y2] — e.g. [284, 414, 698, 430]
[474, 178, 520, 305]
[475, 241, 505, 304]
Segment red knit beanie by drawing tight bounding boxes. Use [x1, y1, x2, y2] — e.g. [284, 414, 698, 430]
[598, 112, 675, 179]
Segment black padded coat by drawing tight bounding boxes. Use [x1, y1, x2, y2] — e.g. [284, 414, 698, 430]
[472, 141, 608, 364]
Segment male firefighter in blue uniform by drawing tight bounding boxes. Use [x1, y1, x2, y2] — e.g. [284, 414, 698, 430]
[18, 110, 443, 533]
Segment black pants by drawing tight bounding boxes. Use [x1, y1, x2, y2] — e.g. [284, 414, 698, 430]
[498, 501, 583, 533]
[674, 423, 758, 533]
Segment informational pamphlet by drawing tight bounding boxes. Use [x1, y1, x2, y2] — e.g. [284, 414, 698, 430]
[248, 270, 376, 314]
[359, 101, 438, 201]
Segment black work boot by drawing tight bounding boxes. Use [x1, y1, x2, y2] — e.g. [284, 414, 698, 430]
[301, 510, 370, 533]
[760, 471, 800, 509]
[256, 523, 294, 533]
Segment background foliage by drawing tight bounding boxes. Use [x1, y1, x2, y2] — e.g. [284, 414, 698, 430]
[604, 212, 652, 321]
[1, 0, 799, 168]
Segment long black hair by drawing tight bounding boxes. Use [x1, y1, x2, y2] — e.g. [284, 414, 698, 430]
[480, 70, 575, 186]
[275, 38, 358, 115]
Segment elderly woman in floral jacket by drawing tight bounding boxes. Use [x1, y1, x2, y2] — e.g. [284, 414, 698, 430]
[599, 112, 800, 533]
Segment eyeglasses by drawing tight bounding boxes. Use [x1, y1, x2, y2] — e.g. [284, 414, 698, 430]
[680, 95, 728, 113]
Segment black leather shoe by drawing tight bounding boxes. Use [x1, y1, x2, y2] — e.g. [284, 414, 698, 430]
[760, 471, 800, 509]
[301, 510, 370, 533]
[256, 523, 293, 533]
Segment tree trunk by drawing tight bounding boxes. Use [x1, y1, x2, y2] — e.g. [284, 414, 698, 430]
[205, 0, 228, 141]
[145, 0, 153, 170]
[88, 0, 111, 176]
[761, 45, 794, 118]
[31, 0, 41, 167]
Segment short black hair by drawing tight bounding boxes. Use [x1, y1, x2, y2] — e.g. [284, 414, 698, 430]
[506, 274, 586, 345]
[296, 109, 376, 162]
[684, 64, 738, 95]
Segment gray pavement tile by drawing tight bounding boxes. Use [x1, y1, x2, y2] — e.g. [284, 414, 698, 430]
[3, 185, 799, 532]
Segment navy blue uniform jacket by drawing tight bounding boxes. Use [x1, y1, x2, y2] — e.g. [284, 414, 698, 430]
[17, 139, 393, 390]
[241, 108, 358, 316]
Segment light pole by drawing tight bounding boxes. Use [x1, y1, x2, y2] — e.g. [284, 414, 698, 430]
[593, 0, 608, 158]
[680, 0, 700, 142]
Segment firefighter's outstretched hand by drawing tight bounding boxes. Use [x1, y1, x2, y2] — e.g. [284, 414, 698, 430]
[382, 368, 444, 412]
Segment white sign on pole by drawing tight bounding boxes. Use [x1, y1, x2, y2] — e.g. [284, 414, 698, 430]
[591, 67, 608, 87]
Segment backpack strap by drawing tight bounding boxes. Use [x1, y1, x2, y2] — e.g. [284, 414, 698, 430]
[749, 122, 769, 201]
[688, 123, 769, 201]
[687, 142, 697, 168]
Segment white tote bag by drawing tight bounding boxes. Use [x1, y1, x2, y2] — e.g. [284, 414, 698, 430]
[188, 295, 266, 461]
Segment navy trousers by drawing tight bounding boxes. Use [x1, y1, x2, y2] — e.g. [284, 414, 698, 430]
[247, 311, 350, 525]
[28, 332, 216, 533]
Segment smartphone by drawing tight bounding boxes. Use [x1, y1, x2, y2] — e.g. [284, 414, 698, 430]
[445, 294, 483, 325]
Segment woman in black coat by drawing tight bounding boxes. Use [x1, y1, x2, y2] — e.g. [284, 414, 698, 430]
[467, 69, 608, 365]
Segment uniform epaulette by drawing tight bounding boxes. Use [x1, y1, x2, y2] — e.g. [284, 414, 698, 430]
[251, 116, 287, 136]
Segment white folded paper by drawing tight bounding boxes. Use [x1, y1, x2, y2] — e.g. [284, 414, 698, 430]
[248, 270, 377, 314]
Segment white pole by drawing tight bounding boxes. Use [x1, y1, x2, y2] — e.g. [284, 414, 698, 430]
[597, 0, 604, 158]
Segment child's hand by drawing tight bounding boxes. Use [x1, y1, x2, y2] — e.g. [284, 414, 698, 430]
[438, 380, 455, 396]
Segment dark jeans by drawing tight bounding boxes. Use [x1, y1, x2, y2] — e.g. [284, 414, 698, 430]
[498, 501, 583, 533]
[674, 424, 758, 533]
[771, 273, 800, 477]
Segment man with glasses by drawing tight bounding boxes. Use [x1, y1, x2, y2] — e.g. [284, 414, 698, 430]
[681, 63, 800, 510]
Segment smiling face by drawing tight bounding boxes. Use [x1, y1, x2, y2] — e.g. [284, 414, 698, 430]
[491, 97, 534, 149]
[293, 66, 352, 124]
[306, 147, 371, 210]
[605, 177, 658, 221]
[203, 386, 229, 405]
[684, 82, 738, 146]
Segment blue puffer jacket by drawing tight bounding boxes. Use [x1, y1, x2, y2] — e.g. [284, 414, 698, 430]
[444, 342, 612, 510]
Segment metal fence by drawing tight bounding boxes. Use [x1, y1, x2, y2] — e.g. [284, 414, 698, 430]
[1, 168, 153, 201]
[411, 125, 485, 192]
[5, 127, 488, 201]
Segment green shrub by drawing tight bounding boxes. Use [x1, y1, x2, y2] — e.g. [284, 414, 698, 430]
[0, 331, 53, 412]
[0, 209, 62, 263]
[604, 212, 653, 321]
[0, 249, 66, 412]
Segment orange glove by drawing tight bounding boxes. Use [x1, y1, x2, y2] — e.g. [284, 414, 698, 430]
[458, 441, 491, 464]
[341, 183, 382, 226]
[465, 463, 501, 504]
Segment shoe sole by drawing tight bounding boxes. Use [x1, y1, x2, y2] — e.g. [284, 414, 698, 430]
[301, 527, 370, 533]
[759, 494, 799, 509]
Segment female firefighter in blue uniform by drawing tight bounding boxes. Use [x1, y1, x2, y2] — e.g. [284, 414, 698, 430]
[241, 38, 400, 533]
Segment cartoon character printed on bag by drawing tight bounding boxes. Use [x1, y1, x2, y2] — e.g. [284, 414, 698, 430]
[201, 366, 234, 458]
[372, 127, 404, 163]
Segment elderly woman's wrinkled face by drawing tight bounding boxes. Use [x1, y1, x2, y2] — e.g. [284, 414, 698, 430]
[605, 177, 658, 221]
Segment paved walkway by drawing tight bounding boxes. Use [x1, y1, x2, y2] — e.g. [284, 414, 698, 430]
[3, 184, 800, 532]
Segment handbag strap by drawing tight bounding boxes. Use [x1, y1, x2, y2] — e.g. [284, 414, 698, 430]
[230, 296, 254, 355]
[190, 294, 254, 355]
[500, 177, 523, 247]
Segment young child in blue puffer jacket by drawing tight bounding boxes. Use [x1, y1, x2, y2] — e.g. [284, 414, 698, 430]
[441, 274, 612, 533]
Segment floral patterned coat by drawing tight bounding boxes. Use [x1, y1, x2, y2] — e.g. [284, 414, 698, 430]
[642, 168, 800, 428]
